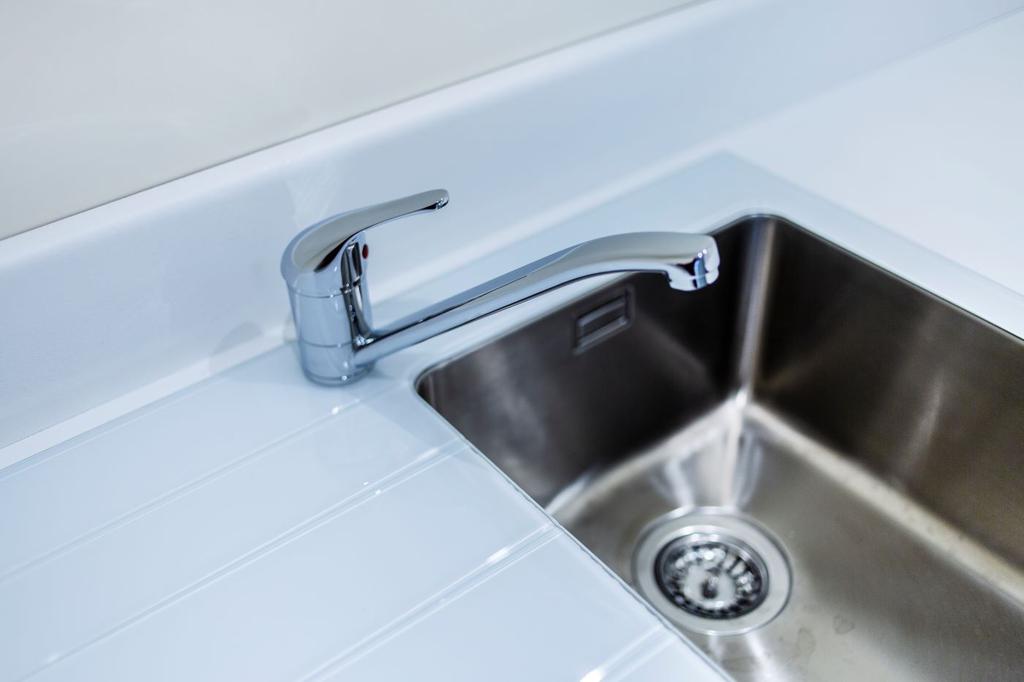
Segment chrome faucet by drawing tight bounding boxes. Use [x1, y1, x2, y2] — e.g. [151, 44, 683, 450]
[281, 189, 719, 385]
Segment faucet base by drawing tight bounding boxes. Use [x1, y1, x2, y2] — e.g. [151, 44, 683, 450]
[294, 340, 373, 386]
[302, 364, 373, 386]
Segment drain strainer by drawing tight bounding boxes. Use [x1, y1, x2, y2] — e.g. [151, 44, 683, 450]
[633, 511, 790, 635]
[655, 533, 766, 619]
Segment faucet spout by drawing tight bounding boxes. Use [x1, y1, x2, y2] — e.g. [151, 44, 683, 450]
[358, 231, 718, 366]
[281, 190, 719, 385]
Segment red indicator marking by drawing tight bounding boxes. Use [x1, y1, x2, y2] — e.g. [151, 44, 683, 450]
[362, 244, 369, 259]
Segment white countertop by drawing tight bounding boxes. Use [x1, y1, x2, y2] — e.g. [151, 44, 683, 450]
[2, 4, 1023, 680]
[731, 8, 1024, 299]
[0, 347, 720, 681]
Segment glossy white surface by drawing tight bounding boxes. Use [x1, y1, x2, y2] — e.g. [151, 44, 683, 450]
[732, 9, 1024, 295]
[3, 343, 723, 681]
[320, 539, 714, 682]
[2, 3, 1024, 681]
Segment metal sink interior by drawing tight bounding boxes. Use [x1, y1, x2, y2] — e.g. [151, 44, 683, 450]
[415, 216, 1024, 680]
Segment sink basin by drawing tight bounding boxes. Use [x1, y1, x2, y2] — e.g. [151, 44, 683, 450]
[416, 216, 1024, 680]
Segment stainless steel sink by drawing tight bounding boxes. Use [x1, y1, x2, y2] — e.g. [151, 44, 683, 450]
[416, 216, 1024, 680]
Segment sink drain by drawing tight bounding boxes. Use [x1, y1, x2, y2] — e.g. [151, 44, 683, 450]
[633, 511, 790, 635]
[656, 533, 766, 619]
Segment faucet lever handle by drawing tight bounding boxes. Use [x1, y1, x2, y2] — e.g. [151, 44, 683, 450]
[282, 189, 449, 278]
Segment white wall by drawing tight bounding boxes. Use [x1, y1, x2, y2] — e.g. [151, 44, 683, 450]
[0, 0, 695, 238]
